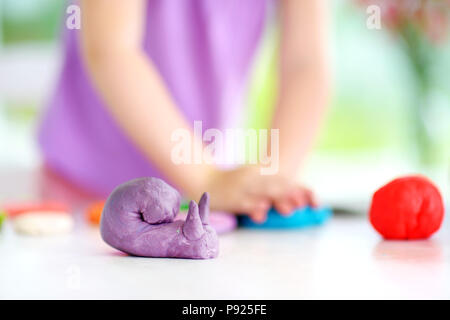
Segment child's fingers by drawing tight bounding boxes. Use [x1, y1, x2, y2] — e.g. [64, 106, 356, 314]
[275, 186, 317, 215]
[291, 188, 309, 208]
[238, 197, 269, 216]
[249, 209, 268, 224]
[241, 197, 270, 224]
[301, 187, 318, 208]
[276, 186, 308, 214]
[273, 198, 294, 216]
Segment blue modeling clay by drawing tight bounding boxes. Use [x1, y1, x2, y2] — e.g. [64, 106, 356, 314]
[239, 206, 332, 229]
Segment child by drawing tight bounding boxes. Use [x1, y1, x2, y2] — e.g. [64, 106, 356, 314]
[39, 0, 330, 222]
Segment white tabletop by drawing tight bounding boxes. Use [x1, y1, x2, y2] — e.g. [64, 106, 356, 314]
[1, 212, 449, 300]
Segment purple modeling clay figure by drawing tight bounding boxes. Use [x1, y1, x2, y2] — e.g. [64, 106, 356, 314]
[100, 177, 219, 259]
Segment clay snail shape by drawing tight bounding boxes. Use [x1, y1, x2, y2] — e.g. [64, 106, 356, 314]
[100, 177, 219, 259]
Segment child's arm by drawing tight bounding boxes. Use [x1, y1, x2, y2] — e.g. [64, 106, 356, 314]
[79, 0, 316, 222]
[272, 0, 331, 176]
[80, 0, 212, 198]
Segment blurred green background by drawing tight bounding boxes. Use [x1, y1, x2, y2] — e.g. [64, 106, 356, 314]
[1, 0, 64, 43]
[244, 0, 450, 164]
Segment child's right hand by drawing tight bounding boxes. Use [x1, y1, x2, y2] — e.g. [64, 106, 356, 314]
[202, 166, 317, 223]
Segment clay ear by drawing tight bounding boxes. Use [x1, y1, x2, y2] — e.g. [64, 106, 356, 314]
[198, 192, 210, 225]
[183, 201, 205, 240]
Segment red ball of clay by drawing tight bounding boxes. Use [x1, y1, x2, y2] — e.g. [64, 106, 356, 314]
[369, 176, 444, 240]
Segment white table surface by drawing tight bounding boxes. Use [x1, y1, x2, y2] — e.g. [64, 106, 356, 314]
[1, 212, 449, 300]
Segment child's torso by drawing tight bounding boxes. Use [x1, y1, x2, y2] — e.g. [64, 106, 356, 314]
[39, 0, 272, 195]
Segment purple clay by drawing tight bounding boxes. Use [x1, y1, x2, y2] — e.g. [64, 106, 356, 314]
[100, 177, 219, 259]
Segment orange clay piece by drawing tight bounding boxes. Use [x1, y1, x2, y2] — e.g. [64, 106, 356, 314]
[86, 201, 106, 225]
[2, 201, 69, 218]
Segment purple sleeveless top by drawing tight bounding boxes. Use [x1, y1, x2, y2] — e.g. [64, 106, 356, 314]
[39, 0, 271, 196]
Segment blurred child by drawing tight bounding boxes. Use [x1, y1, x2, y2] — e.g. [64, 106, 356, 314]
[39, 0, 330, 222]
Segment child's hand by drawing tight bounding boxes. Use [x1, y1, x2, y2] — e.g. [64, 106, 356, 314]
[203, 166, 317, 223]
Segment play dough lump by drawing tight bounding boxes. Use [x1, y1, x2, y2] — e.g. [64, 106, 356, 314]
[369, 175, 444, 240]
[13, 211, 74, 236]
[100, 177, 219, 259]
